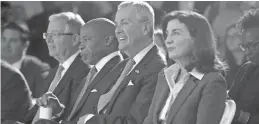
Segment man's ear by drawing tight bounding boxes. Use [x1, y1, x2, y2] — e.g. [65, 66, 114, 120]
[72, 34, 80, 46]
[105, 35, 114, 46]
[142, 21, 151, 36]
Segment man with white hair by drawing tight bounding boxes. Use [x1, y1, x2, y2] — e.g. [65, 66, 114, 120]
[59, 1, 165, 124]
[25, 12, 90, 123]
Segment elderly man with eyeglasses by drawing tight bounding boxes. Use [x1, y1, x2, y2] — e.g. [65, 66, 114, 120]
[228, 8, 259, 124]
[24, 12, 90, 123]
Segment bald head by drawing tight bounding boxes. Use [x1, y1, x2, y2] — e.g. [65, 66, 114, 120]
[79, 18, 119, 65]
[84, 18, 116, 38]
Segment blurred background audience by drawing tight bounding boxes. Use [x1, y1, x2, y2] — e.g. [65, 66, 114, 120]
[1, 1, 259, 124]
[2, 1, 258, 68]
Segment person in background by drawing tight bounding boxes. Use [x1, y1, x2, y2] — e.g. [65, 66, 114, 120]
[154, 29, 167, 57]
[1, 1, 12, 27]
[223, 24, 246, 88]
[1, 22, 50, 98]
[1, 60, 32, 123]
[144, 10, 227, 124]
[228, 8, 259, 124]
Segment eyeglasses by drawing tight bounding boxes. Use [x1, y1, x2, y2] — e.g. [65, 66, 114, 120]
[43, 32, 75, 39]
[238, 40, 259, 51]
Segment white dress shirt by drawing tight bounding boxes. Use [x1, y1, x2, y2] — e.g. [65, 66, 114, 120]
[78, 44, 154, 124]
[129, 43, 154, 74]
[47, 51, 80, 91]
[159, 64, 205, 122]
[95, 51, 122, 72]
[60, 51, 80, 78]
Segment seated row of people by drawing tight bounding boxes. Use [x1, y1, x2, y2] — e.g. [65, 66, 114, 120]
[1, 1, 258, 124]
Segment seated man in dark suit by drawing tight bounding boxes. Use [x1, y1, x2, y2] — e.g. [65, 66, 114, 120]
[35, 1, 166, 124]
[1, 60, 32, 123]
[1, 22, 50, 98]
[25, 12, 90, 123]
[35, 18, 124, 124]
[228, 8, 259, 124]
[55, 2, 164, 124]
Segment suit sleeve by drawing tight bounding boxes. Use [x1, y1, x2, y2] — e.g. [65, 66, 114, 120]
[196, 74, 227, 124]
[86, 72, 159, 124]
[1, 72, 32, 122]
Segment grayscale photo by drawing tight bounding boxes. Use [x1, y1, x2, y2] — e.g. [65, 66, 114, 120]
[1, 1, 259, 124]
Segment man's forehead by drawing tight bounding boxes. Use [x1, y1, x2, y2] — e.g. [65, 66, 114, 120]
[48, 19, 66, 31]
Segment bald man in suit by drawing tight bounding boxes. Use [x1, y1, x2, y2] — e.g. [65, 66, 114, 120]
[35, 18, 124, 124]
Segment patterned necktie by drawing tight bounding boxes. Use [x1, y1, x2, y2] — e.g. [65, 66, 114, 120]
[48, 65, 65, 92]
[67, 66, 97, 121]
[97, 59, 135, 113]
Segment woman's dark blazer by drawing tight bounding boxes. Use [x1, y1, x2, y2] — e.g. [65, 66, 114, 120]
[143, 68, 227, 124]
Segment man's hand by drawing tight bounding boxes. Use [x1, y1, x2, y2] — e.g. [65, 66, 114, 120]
[36, 92, 65, 115]
[35, 119, 59, 124]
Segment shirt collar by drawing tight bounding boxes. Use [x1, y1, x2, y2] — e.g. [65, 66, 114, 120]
[165, 63, 205, 81]
[61, 51, 80, 71]
[133, 43, 154, 65]
[12, 56, 25, 70]
[189, 68, 204, 80]
[95, 51, 121, 72]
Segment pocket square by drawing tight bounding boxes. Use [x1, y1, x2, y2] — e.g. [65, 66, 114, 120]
[127, 80, 134, 86]
[91, 89, 97, 92]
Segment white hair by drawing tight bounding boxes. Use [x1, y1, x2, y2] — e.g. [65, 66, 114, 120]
[117, 1, 155, 37]
[49, 12, 85, 34]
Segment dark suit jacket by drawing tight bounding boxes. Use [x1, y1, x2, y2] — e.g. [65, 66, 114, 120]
[229, 61, 259, 124]
[25, 55, 90, 123]
[20, 55, 50, 98]
[1, 61, 32, 123]
[61, 55, 123, 121]
[86, 45, 166, 124]
[143, 70, 227, 124]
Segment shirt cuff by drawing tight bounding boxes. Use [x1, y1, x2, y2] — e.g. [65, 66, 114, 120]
[77, 114, 95, 124]
[238, 110, 250, 124]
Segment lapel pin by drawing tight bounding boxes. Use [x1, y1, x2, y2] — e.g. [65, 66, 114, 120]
[135, 70, 140, 73]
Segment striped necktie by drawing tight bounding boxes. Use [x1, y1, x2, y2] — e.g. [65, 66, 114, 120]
[48, 65, 64, 92]
[67, 66, 97, 121]
[97, 59, 135, 113]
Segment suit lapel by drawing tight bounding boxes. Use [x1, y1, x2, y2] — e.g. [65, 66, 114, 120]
[42, 66, 58, 94]
[166, 77, 197, 124]
[53, 55, 81, 95]
[90, 55, 121, 90]
[105, 46, 160, 113]
[71, 55, 122, 117]
[153, 70, 170, 123]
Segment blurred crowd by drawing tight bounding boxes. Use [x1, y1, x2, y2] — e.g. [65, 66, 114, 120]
[1, 1, 259, 82]
[1, 1, 259, 124]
